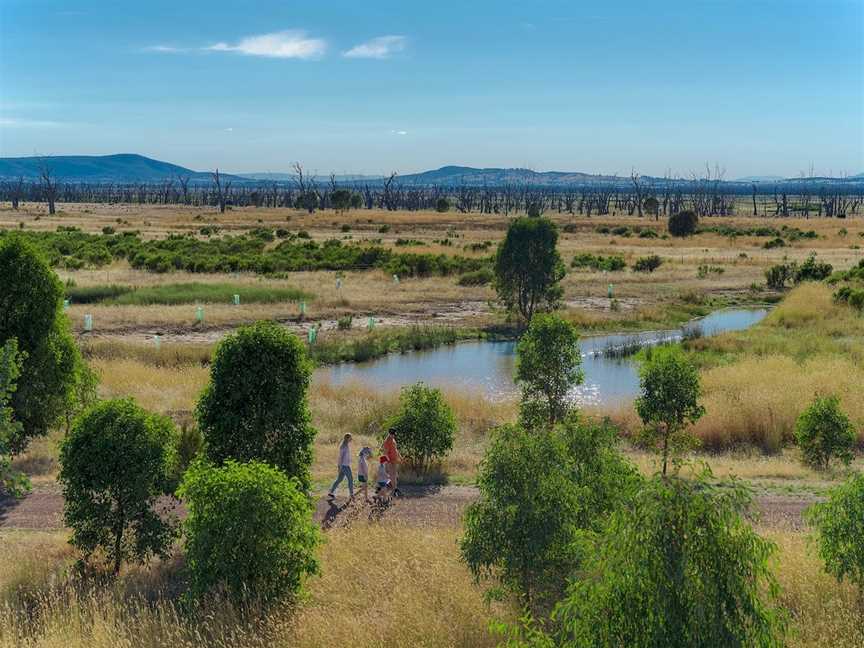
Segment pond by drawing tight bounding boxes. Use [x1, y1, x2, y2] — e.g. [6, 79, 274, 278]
[317, 307, 769, 406]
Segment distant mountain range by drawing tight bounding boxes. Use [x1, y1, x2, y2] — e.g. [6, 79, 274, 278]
[0, 154, 861, 188]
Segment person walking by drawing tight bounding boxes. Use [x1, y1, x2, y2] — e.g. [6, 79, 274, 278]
[327, 433, 354, 501]
[382, 428, 401, 496]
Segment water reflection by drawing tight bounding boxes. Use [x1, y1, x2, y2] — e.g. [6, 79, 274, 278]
[317, 308, 768, 406]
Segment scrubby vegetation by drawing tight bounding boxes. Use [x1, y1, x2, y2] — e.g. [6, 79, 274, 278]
[570, 253, 626, 272]
[66, 282, 311, 306]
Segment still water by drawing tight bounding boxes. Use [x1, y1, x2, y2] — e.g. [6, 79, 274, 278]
[318, 308, 769, 406]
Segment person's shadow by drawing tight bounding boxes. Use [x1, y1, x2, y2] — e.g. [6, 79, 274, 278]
[321, 499, 348, 529]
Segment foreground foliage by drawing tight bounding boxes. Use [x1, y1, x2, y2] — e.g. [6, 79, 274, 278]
[0, 235, 93, 452]
[460, 417, 638, 614]
[197, 321, 316, 490]
[178, 459, 320, 605]
[807, 472, 864, 601]
[517, 475, 786, 648]
[59, 398, 178, 574]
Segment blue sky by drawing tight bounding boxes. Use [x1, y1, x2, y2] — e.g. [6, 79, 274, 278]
[1, 0, 862, 177]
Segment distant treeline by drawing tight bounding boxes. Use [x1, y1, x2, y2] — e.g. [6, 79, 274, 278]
[2, 174, 862, 218]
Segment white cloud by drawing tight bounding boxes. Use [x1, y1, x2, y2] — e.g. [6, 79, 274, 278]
[344, 35, 406, 59]
[0, 117, 64, 128]
[390, 129, 408, 136]
[143, 45, 188, 53]
[224, 127, 234, 132]
[205, 31, 326, 59]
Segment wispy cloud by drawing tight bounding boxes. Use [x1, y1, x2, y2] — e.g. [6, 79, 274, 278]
[390, 129, 408, 136]
[0, 117, 64, 128]
[344, 35, 406, 59]
[205, 30, 326, 59]
[143, 45, 189, 53]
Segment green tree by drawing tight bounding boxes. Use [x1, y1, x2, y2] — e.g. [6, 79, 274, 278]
[494, 217, 565, 322]
[0, 236, 92, 452]
[515, 314, 583, 427]
[59, 398, 178, 574]
[795, 394, 855, 471]
[545, 475, 786, 648]
[635, 346, 704, 475]
[0, 339, 29, 497]
[385, 382, 456, 473]
[179, 459, 320, 605]
[196, 321, 316, 490]
[460, 417, 638, 614]
[331, 188, 353, 214]
[807, 472, 864, 604]
[435, 197, 451, 212]
[668, 210, 699, 237]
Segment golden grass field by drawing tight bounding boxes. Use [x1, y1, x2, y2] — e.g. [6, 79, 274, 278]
[1, 203, 863, 647]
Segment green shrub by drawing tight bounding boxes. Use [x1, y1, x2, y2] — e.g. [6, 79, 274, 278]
[806, 472, 864, 599]
[542, 474, 786, 647]
[0, 236, 92, 452]
[436, 197, 451, 212]
[0, 339, 28, 497]
[763, 237, 786, 249]
[667, 210, 698, 237]
[336, 314, 353, 330]
[570, 253, 626, 272]
[494, 217, 565, 321]
[457, 268, 494, 286]
[635, 346, 704, 475]
[638, 228, 659, 239]
[793, 253, 833, 282]
[794, 394, 855, 470]
[59, 398, 178, 574]
[460, 417, 639, 614]
[65, 284, 134, 304]
[385, 382, 456, 473]
[515, 313, 582, 427]
[765, 263, 793, 290]
[196, 321, 316, 490]
[179, 460, 320, 604]
[632, 255, 662, 273]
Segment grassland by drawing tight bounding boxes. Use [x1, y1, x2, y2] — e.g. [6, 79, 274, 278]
[1, 202, 863, 647]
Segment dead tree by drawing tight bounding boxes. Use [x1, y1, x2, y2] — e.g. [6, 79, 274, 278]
[37, 157, 59, 215]
[177, 175, 190, 204]
[7, 176, 24, 210]
[212, 169, 231, 213]
[631, 170, 645, 217]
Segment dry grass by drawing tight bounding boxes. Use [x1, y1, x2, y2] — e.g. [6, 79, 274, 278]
[768, 530, 864, 648]
[2, 524, 861, 648]
[0, 524, 507, 648]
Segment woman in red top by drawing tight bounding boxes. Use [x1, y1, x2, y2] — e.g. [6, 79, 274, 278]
[382, 428, 401, 495]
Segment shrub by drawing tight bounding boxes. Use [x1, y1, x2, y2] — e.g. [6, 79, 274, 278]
[632, 254, 662, 273]
[544, 475, 786, 647]
[765, 263, 793, 290]
[0, 236, 92, 453]
[635, 346, 704, 475]
[494, 217, 565, 321]
[807, 472, 864, 599]
[457, 268, 493, 286]
[179, 460, 320, 604]
[667, 210, 698, 237]
[385, 382, 456, 473]
[794, 394, 855, 470]
[378, 224, 391, 233]
[794, 253, 833, 282]
[763, 237, 786, 249]
[515, 314, 582, 427]
[570, 253, 626, 272]
[639, 228, 659, 239]
[435, 197, 451, 212]
[196, 321, 316, 490]
[337, 314, 353, 330]
[460, 418, 639, 615]
[0, 339, 28, 497]
[59, 398, 178, 574]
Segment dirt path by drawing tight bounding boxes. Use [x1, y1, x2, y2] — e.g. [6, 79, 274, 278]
[0, 483, 818, 533]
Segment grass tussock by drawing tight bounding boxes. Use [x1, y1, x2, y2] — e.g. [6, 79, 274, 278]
[0, 524, 507, 648]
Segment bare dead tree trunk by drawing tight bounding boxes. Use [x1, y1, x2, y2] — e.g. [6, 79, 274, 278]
[212, 169, 231, 213]
[38, 158, 58, 215]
